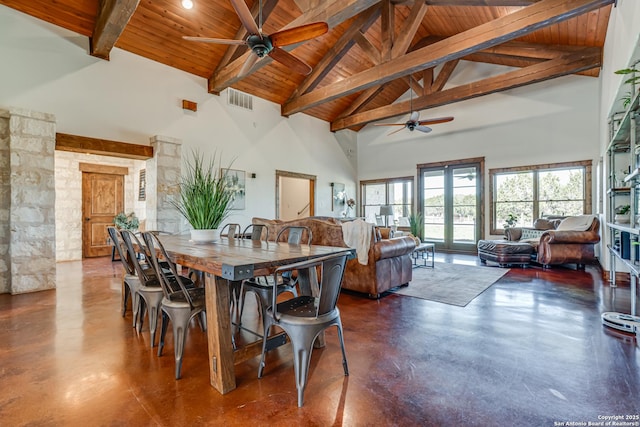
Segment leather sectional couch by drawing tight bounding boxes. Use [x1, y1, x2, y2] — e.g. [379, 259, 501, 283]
[251, 217, 416, 298]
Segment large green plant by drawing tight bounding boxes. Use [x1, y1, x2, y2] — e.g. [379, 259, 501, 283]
[172, 150, 235, 230]
[409, 213, 424, 241]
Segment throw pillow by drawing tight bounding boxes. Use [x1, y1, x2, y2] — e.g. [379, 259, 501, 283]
[520, 228, 546, 240]
[533, 219, 556, 230]
[556, 215, 595, 231]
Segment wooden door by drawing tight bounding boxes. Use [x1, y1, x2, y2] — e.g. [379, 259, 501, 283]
[82, 169, 124, 258]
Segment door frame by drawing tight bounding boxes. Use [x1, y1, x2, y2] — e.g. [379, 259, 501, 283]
[275, 170, 316, 219]
[80, 162, 127, 258]
[417, 157, 485, 253]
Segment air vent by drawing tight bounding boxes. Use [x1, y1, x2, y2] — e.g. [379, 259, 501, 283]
[227, 88, 253, 111]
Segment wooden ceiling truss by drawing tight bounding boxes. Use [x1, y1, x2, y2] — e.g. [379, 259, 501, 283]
[0, 0, 613, 132]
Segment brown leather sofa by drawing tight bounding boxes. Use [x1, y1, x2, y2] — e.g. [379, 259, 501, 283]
[505, 215, 600, 269]
[252, 217, 416, 298]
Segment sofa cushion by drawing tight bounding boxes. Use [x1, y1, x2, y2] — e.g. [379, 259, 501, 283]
[520, 228, 546, 240]
[556, 215, 595, 231]
[533, 218, 556, 230]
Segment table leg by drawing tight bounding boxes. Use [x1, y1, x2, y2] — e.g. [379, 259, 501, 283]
[205, 273, 236, 394]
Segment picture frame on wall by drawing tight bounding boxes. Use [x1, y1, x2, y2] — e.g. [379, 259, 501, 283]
[222, 168, 246, 210]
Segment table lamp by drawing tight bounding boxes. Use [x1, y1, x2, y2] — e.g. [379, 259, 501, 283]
[379, 205, 394, 227]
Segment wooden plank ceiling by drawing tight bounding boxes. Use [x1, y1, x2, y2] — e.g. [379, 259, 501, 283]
[0, 0, 613, 132]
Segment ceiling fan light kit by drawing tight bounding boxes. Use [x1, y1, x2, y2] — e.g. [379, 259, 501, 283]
[181, 0, 193, 10]
[183, 0, 328, 77]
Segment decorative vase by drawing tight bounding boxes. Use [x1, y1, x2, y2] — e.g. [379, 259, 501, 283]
[190, 229, 220, 243]
[614, 214, 630, 224]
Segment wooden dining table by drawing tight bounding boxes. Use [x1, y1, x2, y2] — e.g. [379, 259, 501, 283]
[157, 233, 354, 394]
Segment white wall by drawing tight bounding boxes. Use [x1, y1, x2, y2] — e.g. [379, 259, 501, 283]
[0, 5, 357, 251]
[358, 60, 601, 239]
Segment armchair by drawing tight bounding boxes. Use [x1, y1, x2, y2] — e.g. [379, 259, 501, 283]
[506, 215, 600, 269]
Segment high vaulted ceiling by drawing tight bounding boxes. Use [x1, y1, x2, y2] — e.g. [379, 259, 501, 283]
[0, 0, 613, 132]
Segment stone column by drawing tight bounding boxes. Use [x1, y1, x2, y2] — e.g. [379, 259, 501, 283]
[1, 108, 56, 294]
[0, 112, 10, 293]
[147, 135, 182, 233]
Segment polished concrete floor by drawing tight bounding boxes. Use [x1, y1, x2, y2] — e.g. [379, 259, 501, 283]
[1, 255, 639, 426]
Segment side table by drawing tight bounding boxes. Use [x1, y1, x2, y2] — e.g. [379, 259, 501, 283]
[412, 243, 435, 268]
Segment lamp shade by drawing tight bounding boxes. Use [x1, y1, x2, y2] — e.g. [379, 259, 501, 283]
[379, 205, 394, 216]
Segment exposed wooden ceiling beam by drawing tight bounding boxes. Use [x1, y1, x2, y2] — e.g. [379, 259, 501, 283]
[282, 0, 614, 117]
[330, 48, 601, 131]
[90, 0, 140, 60]
[292, 5, 381, 97]
[334, 1, 429, 120]
[420, 0, 542, 4]
[208, 0, 381, 94]
[56, 133, 153, 160]
[431, 59, 459, 93]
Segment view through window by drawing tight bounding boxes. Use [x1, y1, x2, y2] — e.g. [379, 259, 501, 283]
[360, 178, 413, 227]
[491, 161, 591, 233]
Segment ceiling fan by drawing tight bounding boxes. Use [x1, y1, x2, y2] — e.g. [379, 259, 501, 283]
[182, 0, 328, 76]
[373, 89, 454, 135]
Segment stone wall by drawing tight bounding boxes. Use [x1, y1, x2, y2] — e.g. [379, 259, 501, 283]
[0, 113, 10, 293]
[54, 151, 143, 261]
[148, 136, 182, 233]
[5, 108, 56, 294]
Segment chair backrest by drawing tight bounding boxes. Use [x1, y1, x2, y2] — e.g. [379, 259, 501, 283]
[120, 229, 156, 283]
[108, 226, 135, 275]
[220, 223, 241, 239]
[142, 232, 196, 307]
[276, 226, 312, 246]
[271, 252, 348, 320]
[243, 224, 268, 241]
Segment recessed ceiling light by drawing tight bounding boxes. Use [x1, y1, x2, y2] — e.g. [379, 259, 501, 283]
[181, 0, 193, 10]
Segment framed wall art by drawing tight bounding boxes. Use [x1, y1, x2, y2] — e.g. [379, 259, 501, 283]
[222, 168, 246, 210]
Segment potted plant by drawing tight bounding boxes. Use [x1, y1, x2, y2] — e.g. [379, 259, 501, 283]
[114, 212, 139, 231]
[408, 213, 424, 245]
[503, 213, 518, 229]
[172, 150, 235, 243]
[615, 205, 631, 224]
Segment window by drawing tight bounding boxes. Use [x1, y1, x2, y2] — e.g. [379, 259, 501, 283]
[490, 161, 592, 234]
[360, 177, 413, 227]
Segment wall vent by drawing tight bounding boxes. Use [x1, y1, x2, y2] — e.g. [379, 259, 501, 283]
[227, 88, 253, 111]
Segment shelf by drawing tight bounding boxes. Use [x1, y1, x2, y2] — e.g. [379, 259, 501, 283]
[607, 222, 639, 234]
[624, 167, 640, 182]
[607, 187, 631, 195]
[608, 90, 640, 151]
[608, 245, 640, 276]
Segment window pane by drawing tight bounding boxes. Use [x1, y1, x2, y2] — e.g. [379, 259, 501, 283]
[538, 168, 584, 216]
[494, 172, 534, 228]
[423, 170, 444, 240]
[495, 172, 533, 202]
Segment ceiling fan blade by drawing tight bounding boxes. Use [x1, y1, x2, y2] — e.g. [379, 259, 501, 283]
[418, 116, 455, 126]
[409, 111, 420, 122]
[388, 126, 407, 136]
[230, 0, 260, 35]
[270, 22, 329, 47]
[239, 52, 260, 77]
[182, 36, 246, 45]
[269, 47, 312, 75]
[415, 125, 433, 133]
[372, 123, 405, 127]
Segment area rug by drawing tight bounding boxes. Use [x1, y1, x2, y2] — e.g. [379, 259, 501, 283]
[392, 262, 510, 307]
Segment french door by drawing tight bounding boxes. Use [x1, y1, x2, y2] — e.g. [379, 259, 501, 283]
[418, 158, 483, 253]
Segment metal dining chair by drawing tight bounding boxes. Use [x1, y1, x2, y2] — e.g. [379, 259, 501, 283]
[142, 231, 206, 380]
[219, 223, 241, 240]
[120, 229, 164, 347]
[242, 224, 269, 241]
[258, 251, 350, 407]
[108, 226, 141, 326]
[238, 226, 312, 334]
